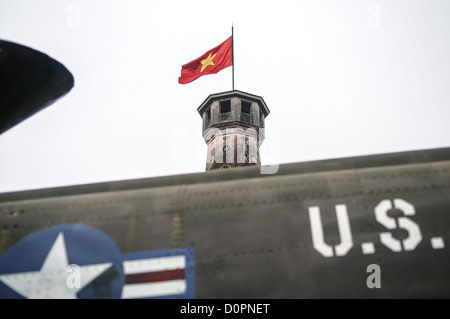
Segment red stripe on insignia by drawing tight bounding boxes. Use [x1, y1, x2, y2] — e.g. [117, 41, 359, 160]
[125, 269, 185, 284]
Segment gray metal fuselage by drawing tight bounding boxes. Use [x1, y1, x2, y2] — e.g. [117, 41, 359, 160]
[1, 147, 449, 298]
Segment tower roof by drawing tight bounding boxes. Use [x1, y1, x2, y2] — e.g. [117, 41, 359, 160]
[197, 90, 270, 118]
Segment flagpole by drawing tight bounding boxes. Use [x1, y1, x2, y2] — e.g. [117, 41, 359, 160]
[232, 23, 235, 91]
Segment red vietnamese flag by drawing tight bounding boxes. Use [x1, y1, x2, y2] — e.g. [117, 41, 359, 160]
[178, 36, 232, 84]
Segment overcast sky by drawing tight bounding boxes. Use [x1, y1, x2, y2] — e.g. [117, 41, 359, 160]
[0, 0, 449, 193]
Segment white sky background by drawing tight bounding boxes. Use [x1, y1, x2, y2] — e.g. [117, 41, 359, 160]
[0, 0, 449, 193]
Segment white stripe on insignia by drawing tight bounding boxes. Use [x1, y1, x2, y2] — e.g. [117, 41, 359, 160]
[121, 255, 188, 299]
[123, 255, 186, 274]
[121, 280, 187, 299]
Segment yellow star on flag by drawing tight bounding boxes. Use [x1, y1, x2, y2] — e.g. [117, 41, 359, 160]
[200, 53, 217, 72]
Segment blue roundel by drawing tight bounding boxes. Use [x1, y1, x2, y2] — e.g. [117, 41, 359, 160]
[0, 224, 124, 299]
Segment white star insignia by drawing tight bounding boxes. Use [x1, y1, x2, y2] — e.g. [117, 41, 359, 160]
[0, 232, 112, 299]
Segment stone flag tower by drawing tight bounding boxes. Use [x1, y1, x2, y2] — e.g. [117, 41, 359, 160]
[197, 90, 270, 171]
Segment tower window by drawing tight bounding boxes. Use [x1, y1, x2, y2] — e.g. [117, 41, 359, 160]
[223, 144, 231, 153]
[242, 100, 251, 114]
[220, 100, 231, 113]
[205, 107, 210, 120]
